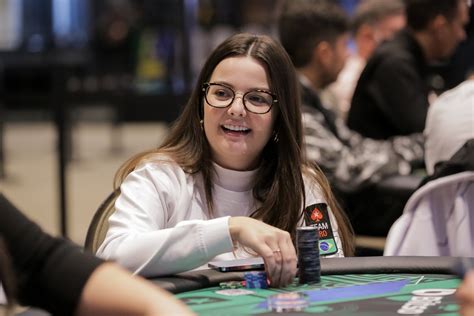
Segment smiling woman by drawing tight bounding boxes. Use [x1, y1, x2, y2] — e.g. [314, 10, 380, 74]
[203, 56, 276, 171]
[96, 33, 354, 288]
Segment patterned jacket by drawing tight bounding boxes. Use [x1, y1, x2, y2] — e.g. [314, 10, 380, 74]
[300, 81, 424, 194]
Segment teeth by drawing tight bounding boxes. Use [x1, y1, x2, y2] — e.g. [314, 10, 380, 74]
[223, 124, 250, 132]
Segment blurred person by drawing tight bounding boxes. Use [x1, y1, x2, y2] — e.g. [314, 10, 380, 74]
[383, 139, 473, 256]
[383, 78, 473, 257]
[323, 0, 406, 119]
[97, 33, 354, 287]
[0, 194, 194, 316]
[278, 0, 424, 236]
[348, 0, 470, 139]
[424, 75, 474, 175]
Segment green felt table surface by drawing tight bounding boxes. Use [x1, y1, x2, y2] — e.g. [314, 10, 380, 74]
[177, 273, 461, 315]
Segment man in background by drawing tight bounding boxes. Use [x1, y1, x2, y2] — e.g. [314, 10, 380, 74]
[323, 0, 406, 119]
[278, 0, 424, 238]
[348, 0, 470, 139]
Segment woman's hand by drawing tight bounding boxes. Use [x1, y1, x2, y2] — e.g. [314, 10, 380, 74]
[228, 217, 297, 287]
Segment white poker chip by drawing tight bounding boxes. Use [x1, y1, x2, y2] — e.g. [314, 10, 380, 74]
[267, 292, 309, 312]
[215, 289, 255, 296]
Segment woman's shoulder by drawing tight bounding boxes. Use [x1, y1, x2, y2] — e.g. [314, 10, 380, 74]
[121, 154, 198, 200]
[136, 153, 178, 170]
[132, 154, 189, 181]
[301, 166, 326, 203]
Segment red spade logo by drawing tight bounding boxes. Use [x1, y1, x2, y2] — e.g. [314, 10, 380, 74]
[310, 208, 323, 222]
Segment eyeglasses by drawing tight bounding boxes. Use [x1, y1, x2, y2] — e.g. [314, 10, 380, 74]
[202, 82, 278, 114]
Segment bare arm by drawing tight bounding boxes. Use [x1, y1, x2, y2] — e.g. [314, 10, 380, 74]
[457, 270, 474, 316]
[76, 263, 195, 316]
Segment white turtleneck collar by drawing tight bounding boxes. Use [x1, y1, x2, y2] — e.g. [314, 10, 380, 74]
[212, 162, 258, 192]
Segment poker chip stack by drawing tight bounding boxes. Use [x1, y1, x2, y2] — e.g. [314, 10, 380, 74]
[267, 292, 309, 312]
[219, 281, 243, 289]
[244, 271, 268, 289]
[296, 226, 321, 284]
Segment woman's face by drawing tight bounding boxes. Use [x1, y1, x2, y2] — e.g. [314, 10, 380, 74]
[203, 56, 277, 171]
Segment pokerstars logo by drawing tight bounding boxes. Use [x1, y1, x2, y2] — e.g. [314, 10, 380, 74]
[397, 289, 456, 314]
[310, 208, 323, 222]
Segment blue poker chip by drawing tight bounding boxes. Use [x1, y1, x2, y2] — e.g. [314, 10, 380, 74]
[296, 227, 319, 243]
[244, 271, 268, 289]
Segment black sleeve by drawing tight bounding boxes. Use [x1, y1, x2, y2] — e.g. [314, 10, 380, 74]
[0, 194, 103, 315]
[368, 57, 428, 134]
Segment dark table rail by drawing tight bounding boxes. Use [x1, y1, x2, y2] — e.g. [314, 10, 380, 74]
[150, 256, 466, 294]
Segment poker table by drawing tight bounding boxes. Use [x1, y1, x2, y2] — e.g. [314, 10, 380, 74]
[151, 256, 465, 315]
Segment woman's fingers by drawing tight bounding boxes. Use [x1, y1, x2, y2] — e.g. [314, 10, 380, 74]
[263, 246, 281, 287]
[280, 237, 297, 286]
[228, 217, 298, 287]
[267, 235, 296, 287]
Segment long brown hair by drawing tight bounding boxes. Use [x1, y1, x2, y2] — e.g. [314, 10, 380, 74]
[114, 33, 354, 255]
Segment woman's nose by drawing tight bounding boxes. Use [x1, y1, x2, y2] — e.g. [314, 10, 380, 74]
[228, 95, 246, 117]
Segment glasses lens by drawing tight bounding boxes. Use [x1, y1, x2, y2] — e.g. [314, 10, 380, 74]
[206, 84, 234, 107]
[244, 91, 273, 113]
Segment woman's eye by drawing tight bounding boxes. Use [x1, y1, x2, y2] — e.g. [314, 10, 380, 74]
[213, 88, 232, 99]
[247, 93, 271, 105]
